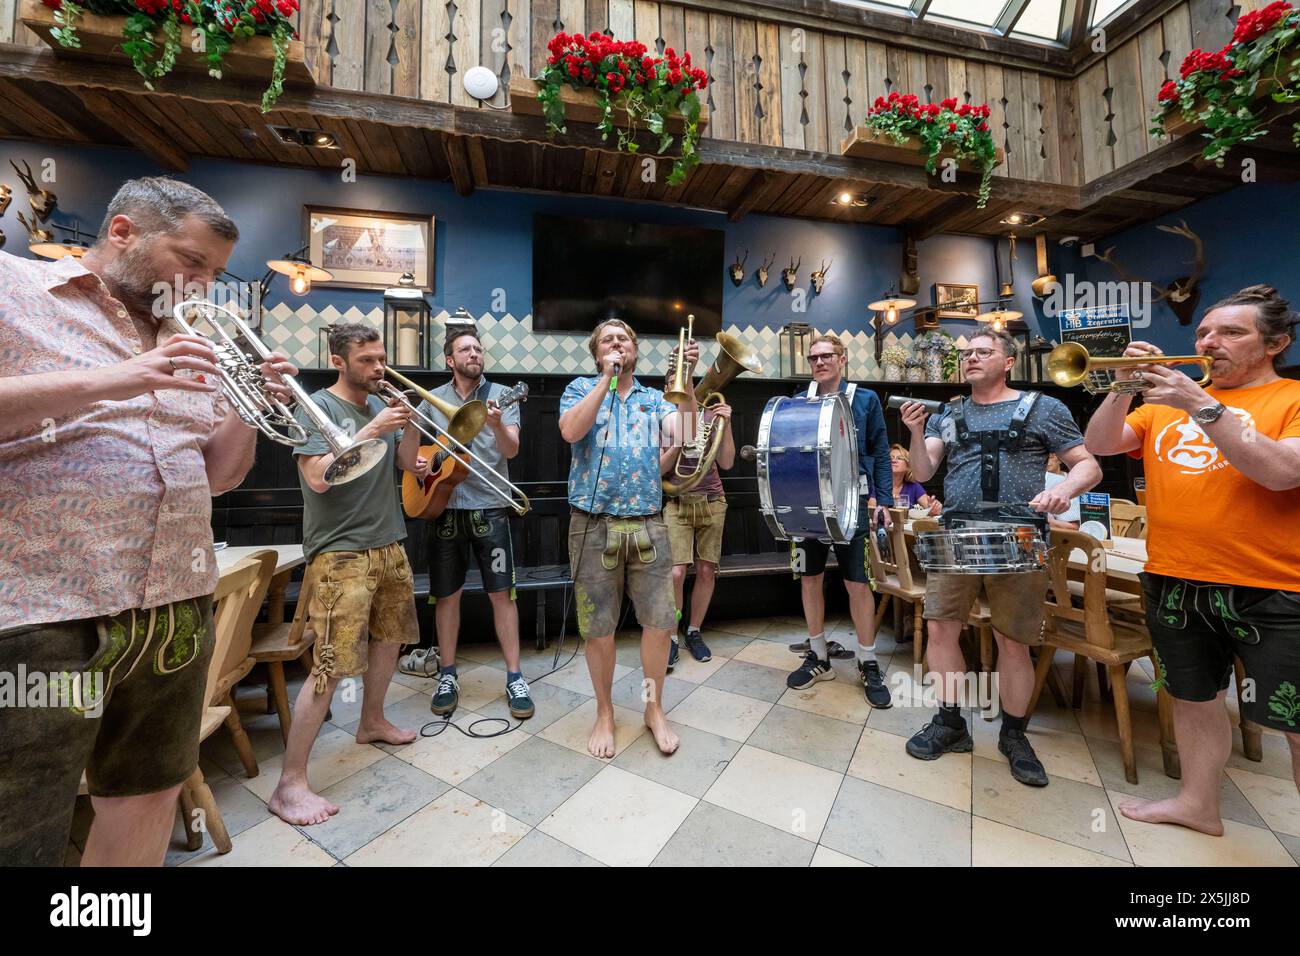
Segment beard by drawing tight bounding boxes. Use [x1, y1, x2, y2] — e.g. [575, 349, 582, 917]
[453, 358, 483, 380]
[101, 240, 165, 318]
[343, 363, 379, 394]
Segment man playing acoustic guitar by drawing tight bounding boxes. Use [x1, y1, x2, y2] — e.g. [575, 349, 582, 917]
[398, 327, 533, 720]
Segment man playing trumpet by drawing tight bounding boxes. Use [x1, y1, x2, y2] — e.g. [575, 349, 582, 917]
[558, 318, 699, 758]
[1084, 285, 1300, 833]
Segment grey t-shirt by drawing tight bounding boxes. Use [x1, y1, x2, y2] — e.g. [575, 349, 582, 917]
[292, 389, 407, 561]
[416, 377, 521, 511]
[924, 392, 1084, 519]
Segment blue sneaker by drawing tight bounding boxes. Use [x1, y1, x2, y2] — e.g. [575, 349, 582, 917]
[684, 627, 712, 662]
[506, 674, 534, 719]
[431, 671, 459, 715]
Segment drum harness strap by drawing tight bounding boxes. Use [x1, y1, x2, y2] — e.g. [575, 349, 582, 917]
[947, 391, 1042, 527]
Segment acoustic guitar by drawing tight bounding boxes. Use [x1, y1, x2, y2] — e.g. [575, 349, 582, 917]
[401, 382, 529, 519]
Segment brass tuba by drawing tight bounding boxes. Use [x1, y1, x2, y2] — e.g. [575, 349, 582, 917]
[662, 322, 763, 496]
[1046, 342, 1213, 394]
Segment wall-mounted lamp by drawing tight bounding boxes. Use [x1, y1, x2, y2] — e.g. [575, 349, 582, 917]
[265, 246, 332, 297]
[29, 221, 92, 259]
[867, 290, 917, 364]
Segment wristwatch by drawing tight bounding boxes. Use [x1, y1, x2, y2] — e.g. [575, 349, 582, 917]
[1192, 402, 1227, 425]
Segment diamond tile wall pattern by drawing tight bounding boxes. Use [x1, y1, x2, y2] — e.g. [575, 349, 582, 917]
[265, 308, 963, 383]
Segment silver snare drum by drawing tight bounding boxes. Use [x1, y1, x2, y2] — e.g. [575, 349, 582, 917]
[914, 522, 1048, 574]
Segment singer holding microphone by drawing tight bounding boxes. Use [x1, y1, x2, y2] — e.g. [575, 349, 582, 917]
[558, 318, 699, 759]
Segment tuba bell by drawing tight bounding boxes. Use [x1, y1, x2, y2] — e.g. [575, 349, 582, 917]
[662, 323, 763, 496]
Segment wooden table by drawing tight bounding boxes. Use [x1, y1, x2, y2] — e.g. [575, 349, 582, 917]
[216, 544, 305, 625]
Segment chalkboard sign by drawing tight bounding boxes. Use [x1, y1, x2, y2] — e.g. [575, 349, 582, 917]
[1079, 492, 1113, 544]
[1058, 305, 1132, 393]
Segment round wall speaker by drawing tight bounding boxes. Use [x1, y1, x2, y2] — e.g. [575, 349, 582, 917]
[463, 66, 499, 100]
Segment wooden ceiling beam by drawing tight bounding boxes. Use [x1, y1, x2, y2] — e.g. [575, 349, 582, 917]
[441, 133, 474, 196]
[726, 171, 775, 222]
[71, 87, 189, 172]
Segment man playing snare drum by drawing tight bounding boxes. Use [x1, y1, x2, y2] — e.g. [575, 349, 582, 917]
[900, 327, 1101, 787]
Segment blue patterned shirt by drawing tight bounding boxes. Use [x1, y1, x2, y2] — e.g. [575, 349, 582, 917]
[561, 376, 675, 516]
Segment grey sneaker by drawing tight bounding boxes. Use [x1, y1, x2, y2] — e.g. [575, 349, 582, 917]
[788, 639, 853, 659]
[399, 646, 440, 678]
[431, 671, 459, 715]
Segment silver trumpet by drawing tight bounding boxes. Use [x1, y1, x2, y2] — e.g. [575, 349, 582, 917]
[374, 377, 531, 516]
[172, 297, 387, 485]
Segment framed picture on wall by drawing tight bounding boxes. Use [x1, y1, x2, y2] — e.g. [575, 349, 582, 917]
[303, 206, 436, 291]
[933, 282, 979, 319]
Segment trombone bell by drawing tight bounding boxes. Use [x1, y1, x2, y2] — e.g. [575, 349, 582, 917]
[1046, 341, 1213, 394]
[385, 366, 486, 446]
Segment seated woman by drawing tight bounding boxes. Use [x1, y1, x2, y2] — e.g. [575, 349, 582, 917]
[1044, 452, 1081, 530]
[889, 444, 942, 515]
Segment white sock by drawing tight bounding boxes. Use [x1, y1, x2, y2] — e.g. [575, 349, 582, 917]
[855, 642, 878, 665]
[809, 633, 828, 661]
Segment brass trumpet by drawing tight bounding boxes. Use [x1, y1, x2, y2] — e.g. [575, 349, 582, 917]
[1046, 341, 1213, 394]
[664, 313, 695, 404]
[662, 320, 763, 496]
[378, 369, 530, 516]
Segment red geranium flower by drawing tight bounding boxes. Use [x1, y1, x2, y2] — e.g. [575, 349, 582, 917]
[1232, 1, 1292, 45]
[940, 97, 958, 110]
[1157, 79, 1178, 102]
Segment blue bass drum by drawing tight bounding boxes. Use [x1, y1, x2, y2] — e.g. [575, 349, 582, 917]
[756, 393, 860, 545]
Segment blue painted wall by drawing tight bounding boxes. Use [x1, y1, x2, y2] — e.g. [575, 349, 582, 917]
[1065, 181, 1299, 366]
[0, 139, 1062, 341]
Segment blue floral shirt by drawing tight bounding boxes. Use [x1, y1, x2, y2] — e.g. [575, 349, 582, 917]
[561, 376, 675, 516]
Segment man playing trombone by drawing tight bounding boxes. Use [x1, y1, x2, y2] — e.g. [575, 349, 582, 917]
[268, 322, 421, 827]
[0, 177, 295, 866]
[397, 327, 534, 721]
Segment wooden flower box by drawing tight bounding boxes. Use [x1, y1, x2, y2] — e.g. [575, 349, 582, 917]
[508, 77, 709, 134]
[19, 0, 316, 86]
[839, 126, 1003, 173]
[1156, 76, 1278, 137]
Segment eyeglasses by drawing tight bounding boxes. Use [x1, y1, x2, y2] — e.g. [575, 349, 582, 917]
[957, 347, 1001, 362]
[807, 352, 839, 365]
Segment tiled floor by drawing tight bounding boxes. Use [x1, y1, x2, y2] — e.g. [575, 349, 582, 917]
[72, 615, 1300, 867]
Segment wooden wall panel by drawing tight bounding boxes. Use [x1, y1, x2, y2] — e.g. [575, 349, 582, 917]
[609, 0, 634, 40]
[1056, 74, 1081, 186]
[1162, 5, 1195, 83]
[965, 61, 987, 113]
[732, 17, 759, 144]
[684, 8, 707, 61]
[1188, 0, 1234, 53]
[559, 0, 584, 35]
[779, 24, 805, 150]
[660, 2, 684, 54]
[757, 20, 782, 147]
[0, 0, 13, 44]
[1077, 60, 1112, 183]
[1001, 68, 1025, 180]
[886, 45, 907, 98]
[1108, 39, 1146, 168]
[803, 30, 827, 153]
[985, 65, 1006, 179]
[947, 57, 967, 105]
[509, 0, 532, 79]
[926, 53, 949, 103]
[865, 40, 888, 104]
[906, 50, 926, 101]
[532, 0, 559, 77]
[1039, 75, 1062, 184]
[586, 0, 609, 34]
[707, 13, 736, 141]
[333, 0, 366, 91]
[1136, 20, 1166, 154]
[1020, 70, 1045, 183]
[365, 0, 392, 94]
[449, 0, 481, 106]
[844, 37, 870, 131]
[483, 0, 507, 98]
[393, 0, 420, 98]
[634, 0, 659, 50]
[823, 33, 850, 140]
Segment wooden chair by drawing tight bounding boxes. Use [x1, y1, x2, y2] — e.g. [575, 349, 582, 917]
[1110, 500, 1147, 539]
[178, 556, 265, 854]
[208, 549, 278, 779]
[249, 568, 318, 744]
[1028, 529, 1177, 785]
[867, 507, 928, 662]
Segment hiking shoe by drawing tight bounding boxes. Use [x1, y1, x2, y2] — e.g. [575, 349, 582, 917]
[430, 671, 459, 715]
[999, 730, 1049, 787]
[684, 628, 712, 662]
[668, 638, 679, 673]
[859, 660, 892, 709]
[905, 719, 973, 760]
[398, 646, 440, 678]
[506, 675, 535, 720]
[787, 653, 835, 689]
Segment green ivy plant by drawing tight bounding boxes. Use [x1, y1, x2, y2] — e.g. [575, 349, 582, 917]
[863, 92, 999, 208]
[536, 31, 708, 187]
[39, 0, 297, 111]
[1152, 2, 1300, 162]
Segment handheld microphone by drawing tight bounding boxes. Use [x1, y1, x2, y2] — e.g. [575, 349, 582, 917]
[886, 395, 944, 415]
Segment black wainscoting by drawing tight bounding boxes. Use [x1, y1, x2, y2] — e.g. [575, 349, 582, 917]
[213, 370, 1135, 635]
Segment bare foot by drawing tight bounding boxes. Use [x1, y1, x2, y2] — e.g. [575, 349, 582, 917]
[588, 709, 616, 759]
[644, 705, 679, 755]
[1118, 796, 1224, 836]
[356, 719, 417, 746]
[269, 780, 340, 826]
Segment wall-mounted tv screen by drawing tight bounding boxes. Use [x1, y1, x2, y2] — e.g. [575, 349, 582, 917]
[531, 214, 724, 336]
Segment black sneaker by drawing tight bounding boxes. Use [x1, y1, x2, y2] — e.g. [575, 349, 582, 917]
[506, 675, 535, 720]
[999, 730, 1049, 787]
[667, 638, 679, 673]
[859, 660, 892, 709]
[905, 719, 973, 760]
[684, 628, 712, 662]
[430, 671, 459, 715]
[788, 639, 853, 659]
[787, 652, 835, 689]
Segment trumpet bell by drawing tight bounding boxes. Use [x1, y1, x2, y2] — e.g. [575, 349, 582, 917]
[1046, 341, 1213, 394]
[324, 437, 389, 485]
[1046, 341, 1089, 388]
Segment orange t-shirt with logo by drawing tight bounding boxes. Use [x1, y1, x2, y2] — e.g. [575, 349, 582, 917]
[1126, 378, 1300, 591]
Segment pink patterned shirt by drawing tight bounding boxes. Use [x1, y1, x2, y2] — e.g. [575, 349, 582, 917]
[0, 252, 226, 630]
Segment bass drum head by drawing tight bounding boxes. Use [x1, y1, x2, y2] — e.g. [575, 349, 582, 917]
[819, 393, 859, 544]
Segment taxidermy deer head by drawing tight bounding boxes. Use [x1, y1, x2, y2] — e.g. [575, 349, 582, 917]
[811, 258, 832, 295]
[1094, 219, 1206, 325]
[16, 211, 51, 245]
[9, 159, 56, 222]
[782, 256, 801, 292]
[756, 252, 776, 288]
[0, 183, 10, 216]
[729, 249, 748, 287]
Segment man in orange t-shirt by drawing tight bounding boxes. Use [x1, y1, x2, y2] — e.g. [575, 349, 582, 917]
[1085, 285, 1300, 838]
